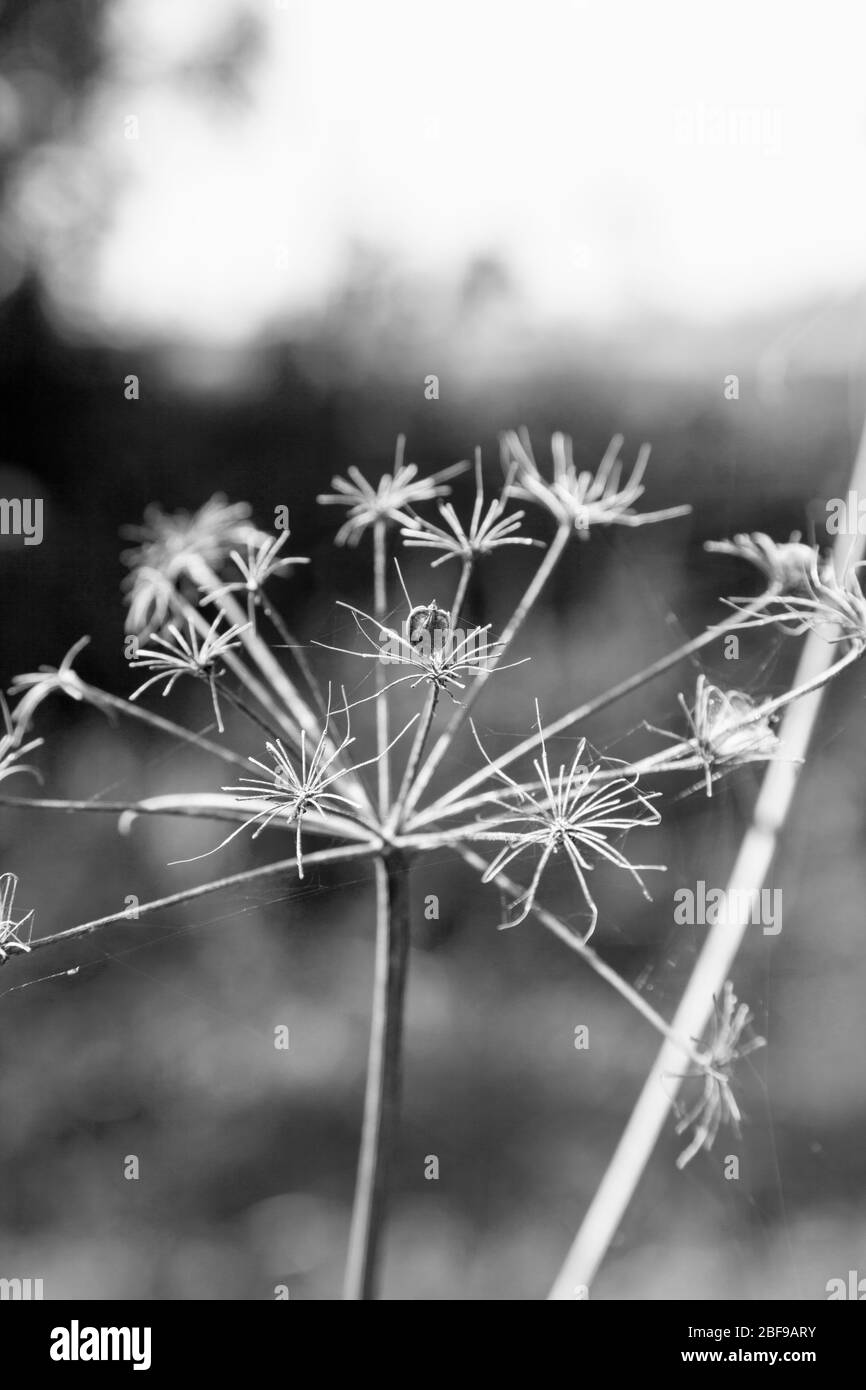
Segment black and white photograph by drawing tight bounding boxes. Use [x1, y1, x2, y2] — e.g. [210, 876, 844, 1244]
[1, 0, 866, 1326]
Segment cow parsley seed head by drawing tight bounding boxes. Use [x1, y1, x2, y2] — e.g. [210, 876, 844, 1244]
[400, 448, 542, 566]
[705, 530, 817, 595]
[472, 702, 663, 937]
[671, 675, 780, 798]
[202, 529, 310, 606]
[319, 564, 525, 703]
[128, 613, 250, 733]
[317, 435, 468, 546]
[673, 981, 765, 1169]
[722, 555, 866, 648]
[177, 691, 408, 877]
[8, 636, 95, 732]
[503, 428, 692, 538]
[0, 695, 43, 786]
[0, 872, 34, 964]
[122, 495, 268, 634]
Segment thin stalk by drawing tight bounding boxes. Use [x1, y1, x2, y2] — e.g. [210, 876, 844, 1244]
[451, 558, 473, 630]
[83, 685, 250, 770]
[344, 852, 410, 1299]
[547, 424, 866, 1301]
[172, 592, 304, 749]
[261, 593, 327, 721]
[458, 847, 704, 1066]
[387, 686, 439, 833]
[402, 521, 573, 820]
[0, 795, 252, 824]
[217, 682, 284, 742]
[373, 519, 390, 817]
[408, 596, 771, 830]
[13, 843, 379, 959]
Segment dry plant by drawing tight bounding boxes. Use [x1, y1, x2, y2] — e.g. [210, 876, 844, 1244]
[2, 428, 864, 1300]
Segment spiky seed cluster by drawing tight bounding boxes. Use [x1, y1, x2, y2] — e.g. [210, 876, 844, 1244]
[317, 436, 468, 546]
[189, 694, 407, 876]
[400, 449, 542, 565]
[503, 429, 692, 538]
[8, 636, 94, 734]
[202, 529, 309, 608]
[122, 495, 269, 634]
[0, 695, 42, 787]
[705, 530, 817, 595]
[128, 613, 250, 733]
[722, 555, 866, 648]
[0, 872, 34, 964]
[661, 675, 780, 798]
[673, 981, 764, 1169]
[472, 703, 663, 937]
[320, 596, 520, 703]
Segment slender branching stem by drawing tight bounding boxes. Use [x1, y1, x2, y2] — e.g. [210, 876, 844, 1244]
[402, 521, 573, 819]
[373, 519, 390, 817]
[407, 595, 773, 829]
[344, 851, 410, 1299]
[9, 843, 379, 960]
[451, 558, 473, 629]
[387, 687, 439, 833]
[0, 796, 253, 824]
[261, 592, 327, 721]
[457, 847, 704, 1067]
[216, 681, 284, 742]
[172, 591, 304, 749]
[547, 427, 866, 1302]
[83, 685, 251, 770]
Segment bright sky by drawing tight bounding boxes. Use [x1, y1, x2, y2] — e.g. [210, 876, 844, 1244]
[22, 0, 866, 344]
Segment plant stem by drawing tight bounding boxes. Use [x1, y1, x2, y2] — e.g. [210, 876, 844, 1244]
[373, 519, 390, 817]
[13, 843, 378, 959]
[451, 558, 472, 629]
[260, 594, 327, 721]
[457, 847, 704, 1066]
[0, 795, 251, 823]
[388, 687, 439, 832]
[344, 851, 410, 1300]
[84, 686, 250, 770]
[402, 521, 573, 819]
[217, 682, 283, 742]
[409, 596, 771, 829]
[547, 423, 866, 1302]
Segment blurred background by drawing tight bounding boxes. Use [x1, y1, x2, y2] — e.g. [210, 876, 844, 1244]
[1, 0, 866, 1300]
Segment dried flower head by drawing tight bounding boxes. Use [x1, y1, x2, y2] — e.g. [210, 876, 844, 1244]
[651, 675, 780, 798]
[503, 429, 692, 538]
[400, 448, 542, 566]
[0, 695, 42, 786]
[8, 636, 94, 732]
[471, 702, 663, 937]
[122, 495, 268, 634]
[319, 565, 524, 703]
[317, 435, 468, 546]
[202, 530, 310, 608]
[0, 872, 35, 964]
[704, 530, 817, 595]
[180, 692, 410, 877]
[672, 981, 765, 1169]
[721, 555, 866, 648]
[128, 613, 250, 733]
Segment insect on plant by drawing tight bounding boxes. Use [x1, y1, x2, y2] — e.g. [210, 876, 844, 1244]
[2, 431, 864, 1301]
